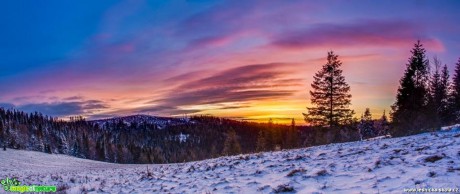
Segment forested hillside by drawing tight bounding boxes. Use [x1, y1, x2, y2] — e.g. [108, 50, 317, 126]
[0, 108, 358, 164]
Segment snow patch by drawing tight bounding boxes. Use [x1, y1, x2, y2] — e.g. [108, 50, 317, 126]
[441, 124, 460, 131]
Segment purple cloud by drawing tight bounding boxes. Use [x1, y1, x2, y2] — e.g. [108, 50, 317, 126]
[17, 99, 109, 117]
[152, 63, 302, 110]
[271, 19, 444, 50]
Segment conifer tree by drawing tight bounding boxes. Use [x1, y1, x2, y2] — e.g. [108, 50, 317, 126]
[358, 108, 374, 140]
[284, 118, 297, 148]
[116, 144, 124, 163]
[0, 121, 4, 150]
[256, 130, 266, 152]
[439, 64, 451, 124]
[427, 57, 443, 127]
[450, 58, 460, 122]
[95, 137, 105, 161]
[427, 57, 450, 126]
[222, 130, 241, 156]
[391, 40, 431, 135]
[374, 110, 390, 136]
[264, 118, 274, 149]
[304, 51, 354, 127]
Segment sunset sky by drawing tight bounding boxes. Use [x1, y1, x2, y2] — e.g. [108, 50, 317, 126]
[1, 0, 460, 124]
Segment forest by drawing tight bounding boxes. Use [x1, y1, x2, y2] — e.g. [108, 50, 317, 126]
[0, 110, 309, 163]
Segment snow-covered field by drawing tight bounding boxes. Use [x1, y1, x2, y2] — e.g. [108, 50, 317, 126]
[1, 131, 460, 193]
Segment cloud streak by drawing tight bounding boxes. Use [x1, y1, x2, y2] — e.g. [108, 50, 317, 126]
[135, 63, 302, 115]
[271, 20, 444, 51]
[16, 99, 109, 117]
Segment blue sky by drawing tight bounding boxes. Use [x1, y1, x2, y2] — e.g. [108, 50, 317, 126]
[1, 0, 460, 123]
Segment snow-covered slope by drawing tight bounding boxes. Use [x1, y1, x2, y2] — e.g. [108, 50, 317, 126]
[1, 131, 459, 193]
[441, 124, 460, 132]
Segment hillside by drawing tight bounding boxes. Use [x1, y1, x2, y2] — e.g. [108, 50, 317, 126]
[1, 109, 314, 164]
[1, 130, 459, 193]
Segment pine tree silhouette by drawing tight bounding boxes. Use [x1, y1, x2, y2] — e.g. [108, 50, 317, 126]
[222, 130, 241, 156]
[304, 51, 354, 127]
[358, 108, 375, 140]
[391, 40, 431, 135]
[449, 58, 460, 122]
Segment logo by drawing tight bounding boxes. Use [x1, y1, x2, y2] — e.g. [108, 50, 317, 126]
[0, 178, 21, 192]
[1, 178, 56, 193]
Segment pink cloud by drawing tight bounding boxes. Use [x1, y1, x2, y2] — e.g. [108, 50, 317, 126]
[270, 20, 445, 52]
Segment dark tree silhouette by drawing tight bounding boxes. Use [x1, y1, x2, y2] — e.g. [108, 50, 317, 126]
[284, 118, 298, 148]
[0, 120, 4, 150]
[256, 130, 267, 152]
[358, 108, 375, 140]
[439, 63, 451, 125]
[427, 57, 446, 127]
[450, 58, 460, 122]
[391, 40, 431, 135]
[304, 51, 354, 127]
[222, 130, 241, 156]
[374, 110, 390, 136]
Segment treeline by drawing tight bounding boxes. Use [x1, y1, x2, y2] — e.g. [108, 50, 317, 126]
[391, 41, 460, 136]
[0, 109, 311, 163]
[304, 40, 460, 138]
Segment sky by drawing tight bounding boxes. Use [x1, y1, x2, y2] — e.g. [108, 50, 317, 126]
[1, 0, 460, 124]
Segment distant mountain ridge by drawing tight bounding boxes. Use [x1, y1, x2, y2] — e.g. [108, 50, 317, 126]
[89, 114, 190, 129]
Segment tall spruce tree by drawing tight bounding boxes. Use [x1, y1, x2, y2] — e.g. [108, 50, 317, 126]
[450, 58, 460, 122]
[391, 40, 431, 135]
[428, 58, 451, 126]
[358, 108, 375, 140]
[304, 51, 353, 127]
[427, 57, 444, 127]
[439, 64, 451, 124]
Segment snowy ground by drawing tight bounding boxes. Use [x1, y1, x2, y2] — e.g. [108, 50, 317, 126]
[1, 131, 460, 194]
